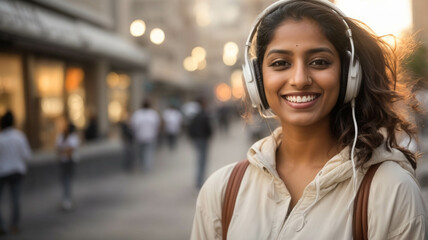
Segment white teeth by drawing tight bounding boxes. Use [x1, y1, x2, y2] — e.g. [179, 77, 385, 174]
[285, 95, 316, 103]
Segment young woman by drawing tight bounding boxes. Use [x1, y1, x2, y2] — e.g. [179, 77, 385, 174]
[191, 0, 427, 239]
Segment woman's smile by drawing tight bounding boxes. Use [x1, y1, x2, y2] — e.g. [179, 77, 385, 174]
[281, 92, 321, 109]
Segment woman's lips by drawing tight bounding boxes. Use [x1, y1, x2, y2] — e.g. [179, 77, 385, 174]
[281, 93, 321, 109]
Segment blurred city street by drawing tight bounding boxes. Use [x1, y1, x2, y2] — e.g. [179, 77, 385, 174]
[2, 120, 253, 240]
[0, 0, 427, 239]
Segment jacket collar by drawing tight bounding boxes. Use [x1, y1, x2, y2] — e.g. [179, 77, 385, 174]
[246, 127, 415, 189]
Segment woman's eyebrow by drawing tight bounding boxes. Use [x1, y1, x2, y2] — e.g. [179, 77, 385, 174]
[266, 47, 335, 57]
[266, 49, 293, 57]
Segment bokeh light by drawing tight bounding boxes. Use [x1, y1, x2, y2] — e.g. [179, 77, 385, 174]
[194, 1, 211, 27]
[197, 59, 207, 70]
[224, 42, 239, 56]
[192, 46, 206, 62]
[183, 56, 198, 72]
[230, 69, 244, 99]
[223, 55, 237, 66]
[223, 41, 239, 66]
[215, 83, 232, 102]
[130, 19, 146, 37]
[150, 28, 165, 45]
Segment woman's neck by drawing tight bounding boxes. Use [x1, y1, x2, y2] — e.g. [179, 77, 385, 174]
[277, 121, 340, 168]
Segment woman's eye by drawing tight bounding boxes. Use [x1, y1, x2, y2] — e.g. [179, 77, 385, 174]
[270, 60, 291, 68]
[310, 59, 331, 68]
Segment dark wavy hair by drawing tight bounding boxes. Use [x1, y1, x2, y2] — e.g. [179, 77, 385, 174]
[254, 0, 419, 168]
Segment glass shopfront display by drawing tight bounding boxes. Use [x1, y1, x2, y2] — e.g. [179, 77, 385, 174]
[0, 53, 26, 129]
[107, 72, 130, 123]
[65, 67, 86, 128]
[34, 58, 65, 148]
[33, 58, 86, 149]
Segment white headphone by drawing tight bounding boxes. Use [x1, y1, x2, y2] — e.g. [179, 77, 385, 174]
[242, 0, 362, 118]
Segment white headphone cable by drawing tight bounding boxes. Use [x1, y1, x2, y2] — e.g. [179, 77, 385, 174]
[351, 98, 358, 191]
[347, 98, 359, 212]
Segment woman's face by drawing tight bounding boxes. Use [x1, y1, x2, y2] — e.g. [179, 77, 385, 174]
[262, 18, 341, 128]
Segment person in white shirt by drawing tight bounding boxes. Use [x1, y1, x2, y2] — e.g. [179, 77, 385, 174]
[56, 119, 80, 211]
[0, 111, 32, 235]
[162, 105, 183, 151]
[131, 99, 161, 172]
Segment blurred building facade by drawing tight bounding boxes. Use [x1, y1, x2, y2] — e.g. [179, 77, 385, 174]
[412, 0, 428, 82]
[0, 0, 148, 149]
[413, 0, 428, 48]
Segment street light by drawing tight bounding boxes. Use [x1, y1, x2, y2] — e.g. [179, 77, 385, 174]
[150, 28, 165, 45]
[130, 19, 146, 37]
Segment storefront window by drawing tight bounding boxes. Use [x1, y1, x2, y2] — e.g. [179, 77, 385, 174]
[0, 53, 25, 129]
[35, 59, 65, 118]
[33, 58, 66, 149]
[65, 67, 85, 128]
[32, 59, 87, 149]
[107, 72, 130, 123]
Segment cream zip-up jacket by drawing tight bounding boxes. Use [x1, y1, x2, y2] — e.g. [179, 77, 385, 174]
[191, 128, 427, 239]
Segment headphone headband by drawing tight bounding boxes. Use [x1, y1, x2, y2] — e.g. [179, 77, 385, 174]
[245, 0, 353, 64]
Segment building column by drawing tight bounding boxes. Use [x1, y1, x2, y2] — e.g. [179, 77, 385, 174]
[130, 70, 146, 112]
[23, 54, 41, 149]
[94, 59, 109, 137]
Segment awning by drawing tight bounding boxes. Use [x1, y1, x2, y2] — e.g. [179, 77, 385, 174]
[0, 0, 148, 67]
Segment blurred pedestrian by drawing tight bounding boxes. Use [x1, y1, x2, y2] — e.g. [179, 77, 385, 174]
[182, 100, 201, 130]
[131, 99, 160, 172]
[188, 98, 212, 189]
[0, 111, 32, 235]
[192, 1, 427, 239]
[84, 114, 98, 142]
[56, 118, 80, 211]
[162, 104, 183, 151]
[217, 104, 230, 135]
[118, 111, 134, 171]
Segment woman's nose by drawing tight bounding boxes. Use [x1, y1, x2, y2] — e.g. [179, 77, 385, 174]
[289, 62, 311, 89]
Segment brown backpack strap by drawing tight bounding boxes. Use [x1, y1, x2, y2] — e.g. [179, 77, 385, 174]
[222, 159, 250, 240]
[353, 163, 382, 240]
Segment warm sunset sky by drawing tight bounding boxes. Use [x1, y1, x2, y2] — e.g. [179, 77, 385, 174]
[335, 0, 412, 37]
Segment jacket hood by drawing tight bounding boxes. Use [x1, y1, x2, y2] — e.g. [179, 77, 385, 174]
[247, 127, 416, 196]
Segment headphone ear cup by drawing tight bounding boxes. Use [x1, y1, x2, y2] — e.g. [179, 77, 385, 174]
[252, 59, 270, 110]
[242, 59, 262, 108]
[343, 51, 362, 103]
